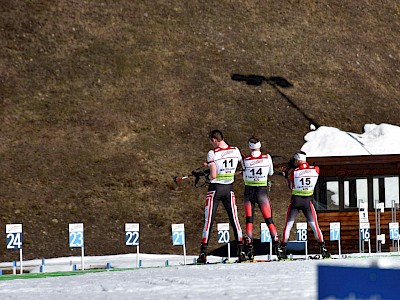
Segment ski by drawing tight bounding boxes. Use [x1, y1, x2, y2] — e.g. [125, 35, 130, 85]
[309, 254, 322, 260]
[182, 255, 337, 266]
[308, 254, 337, 260]
[279, 254, 336, 261]
[279, 257, 306, 262]
[240, 259, 275, 263]
[182, 262, 224, 266]
[181, 258, 231, 266]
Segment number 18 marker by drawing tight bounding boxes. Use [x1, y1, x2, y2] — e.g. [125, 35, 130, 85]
[296, 223, 308, 259]
[296, 223, 308, 241]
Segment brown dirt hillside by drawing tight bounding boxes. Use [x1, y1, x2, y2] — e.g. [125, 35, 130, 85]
[0, 0, 399, 260]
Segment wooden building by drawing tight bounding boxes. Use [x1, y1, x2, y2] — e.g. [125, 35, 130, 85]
[306, 154, 400, 254]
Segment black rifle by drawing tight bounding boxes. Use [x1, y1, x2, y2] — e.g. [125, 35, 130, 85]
[173, 166, 211, 188]
[274, 157, 296, 178]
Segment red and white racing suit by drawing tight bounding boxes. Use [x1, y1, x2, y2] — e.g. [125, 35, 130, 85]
[201, 146, 243, 247]
[281, 162, 324, 244]
[242, 153, 279, 244]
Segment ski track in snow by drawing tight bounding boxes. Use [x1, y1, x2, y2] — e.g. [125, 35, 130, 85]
[1, 255, 400, 300]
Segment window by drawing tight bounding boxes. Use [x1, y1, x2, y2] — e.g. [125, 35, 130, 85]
[315, 175, 399, 212]
[344, 178, 368, 209]
[314, 179, 339, 210]
[373, 176, 399, 208]
[325, 181, 339, 210]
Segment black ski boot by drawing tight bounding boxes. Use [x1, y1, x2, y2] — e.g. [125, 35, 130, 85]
[319, 242, 331, 259]
[276, 243, 287, 260]
[246, 243, 255, 260]
[244, 236, 254, 260]
[197, 243, 208, 264]
[197, 252, 207, 264]
[237, 243, 247, 263]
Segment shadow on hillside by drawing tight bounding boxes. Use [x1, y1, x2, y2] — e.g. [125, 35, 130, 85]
[231, 74, 320, 128]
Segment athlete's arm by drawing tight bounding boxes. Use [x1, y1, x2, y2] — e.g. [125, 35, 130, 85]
[287, 169, 295, 190]
[315, 166, 320, 174]
[267, 155, 274, 176]
[207, 150, 217, 180]
[238, 148, 245, 171]
[209, 163, 217, 180]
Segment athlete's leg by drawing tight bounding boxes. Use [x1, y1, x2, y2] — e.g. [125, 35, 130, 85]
[243, 187, 256, 259]
[281, 198, 299, 244]
[223, 191, 243, 243]
[221, 189, 245, 261]
[277, 198, 299, 260]
[257, 188, 279, 242]
[201, 190, 219, 245]
[198, 187, 220, 263]
[303, 198, 330, 257]
[243, 187, 255, 241]
[303, 199, 324, 243]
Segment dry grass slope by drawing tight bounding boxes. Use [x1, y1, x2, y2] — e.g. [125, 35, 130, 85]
[0, 1, 399, 260]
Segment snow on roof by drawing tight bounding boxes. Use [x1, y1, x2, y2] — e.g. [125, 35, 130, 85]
[301, 123, 400, 157]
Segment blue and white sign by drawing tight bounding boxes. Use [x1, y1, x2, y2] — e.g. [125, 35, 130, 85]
[329, 222, 340, 241]
[172, 224, 185, 246]
[69, 223, 84, 248]
[319, 265, 400, 300]
[360, 222, 370, 241]
[6, 224, 23, 250]
[217, 223, 230, 244]
[125, 223, 140, 246]
[389, 222, 399, 240]
[261, 223, 272, 243]
[296, 223, 308, 241]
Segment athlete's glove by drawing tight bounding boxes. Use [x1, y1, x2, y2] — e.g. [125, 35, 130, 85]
[203, 168, 211, 183]
[191, 168, 210, 187]
[279, 157, 296, 178]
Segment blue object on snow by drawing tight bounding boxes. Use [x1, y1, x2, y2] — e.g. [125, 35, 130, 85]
[318, 265, 400, 299]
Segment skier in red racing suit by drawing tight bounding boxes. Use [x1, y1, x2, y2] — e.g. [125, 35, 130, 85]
[197, 129, 245, 264]
[242, 136, 283, 260]
[278, 151, 330, 259]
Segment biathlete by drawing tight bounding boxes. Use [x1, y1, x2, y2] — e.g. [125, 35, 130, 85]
[197, 129, 245, 263]
[242, 136, 283, 260]
[278, 151, 330, 259]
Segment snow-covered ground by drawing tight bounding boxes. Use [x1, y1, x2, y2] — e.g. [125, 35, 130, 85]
[1, 123, 399, 299]
[1, 253, 400, 300]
